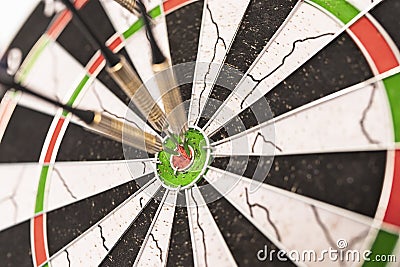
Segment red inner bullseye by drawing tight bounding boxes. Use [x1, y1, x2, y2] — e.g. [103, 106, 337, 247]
[171, 145, 193, 171]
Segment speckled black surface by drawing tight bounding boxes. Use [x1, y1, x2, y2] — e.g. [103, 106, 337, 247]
[100, 186, 165, 266]
[198, 179, 295, 266]
[198, 0, 297, 127]
[371, 0, 400, 49]
[46, 173, 154, 256]
[0, 221, 32, 267]
[166, 192, 194, 267]
[0, 106, 52, 163]
[212, 151, 386, 217]
[166, 0, 204, 103]
[211, 32, 373, 142]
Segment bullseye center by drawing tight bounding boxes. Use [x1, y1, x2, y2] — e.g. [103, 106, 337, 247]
[171, 145, 194, 171]
[155, 127, 210, 190]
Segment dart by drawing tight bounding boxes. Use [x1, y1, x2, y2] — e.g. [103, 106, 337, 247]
[112, 0, 138, 15]
[0, 70, 163, 154]
[60, 0, 175, 143]
[137, 0, 189, 143]
[112, 0, 153, 20]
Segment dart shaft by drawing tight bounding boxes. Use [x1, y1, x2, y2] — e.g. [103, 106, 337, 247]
[153, 60, 188, 138]
[113, 0, 137, 14]
[89, 112, 163, 154]
[107, 55, 168, 132]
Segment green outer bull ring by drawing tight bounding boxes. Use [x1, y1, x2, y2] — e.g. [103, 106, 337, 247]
[155, 126, 211, 190]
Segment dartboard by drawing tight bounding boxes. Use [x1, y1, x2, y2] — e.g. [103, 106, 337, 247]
[0, 0, 399, 266]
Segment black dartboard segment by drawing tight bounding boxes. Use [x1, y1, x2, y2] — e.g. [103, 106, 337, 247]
[166, 0, 204, 104]
[198, 0, 297, 127]
[370, 0, 400, 49]
[56, 122, 138, 161]
[0, 105, 52, 163]
[166, 192, 194, 267]
[198, 179, 295, 266]
[212, 151, 387, 217]
[0, 220, 32, 267]
[99, 187, 165, 266]
[211, 31, 373, 142]
[46, 173, 154, 256]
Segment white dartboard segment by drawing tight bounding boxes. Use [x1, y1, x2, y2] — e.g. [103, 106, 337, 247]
[346, 0, 375, 11]
[186, 186, 237, 267]
[204, 2, 342, 136]
[0, 159, 154, 232]
[188, 0, 251, 125]
[50, 179, 162, 266]
[205, 168, 376, 267]
[134, 190, 177, 267]
[0, 163, 42, 231]
[212, 83, 394, 157]
[18, 41, 84, 117]
[46, 159, 155, 214]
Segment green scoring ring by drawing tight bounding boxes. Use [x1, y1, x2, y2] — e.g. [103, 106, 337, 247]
[155, 127, 211, 189]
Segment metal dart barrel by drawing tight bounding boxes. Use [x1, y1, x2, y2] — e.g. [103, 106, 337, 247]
[107, 55, 168, 133]
[112, 0, 137, 14]
[89, 112, 163, 154]
[153, 60, 188, 139]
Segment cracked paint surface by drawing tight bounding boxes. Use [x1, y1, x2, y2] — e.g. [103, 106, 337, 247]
[190, 188, 208, 266]
[213, 82, 391, 157]
[98, 225, 109, 251]
[240, 32, 335, 109]
[50, 179, 160, 266]
[52, 167, 77, 200]
[245, 187, 281, 242]
[133, 189, 176, 266]
[188, 0, 251, 124]
[185, 186, 237, 266]
[206, 169, 374, 266]
[204, 2, 342, 136]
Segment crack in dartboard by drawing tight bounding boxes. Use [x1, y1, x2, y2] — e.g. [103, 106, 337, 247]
[64, 249, 71, 267]
[240, 32, 335, 109]
[190, 188, 208, 267]
[142, 162, 147, 174]
[347, 229, 369, 251]
[195, 4, 227, 124]
[149, 233, 163, 262]
[98, 225, 109, 251]
[311, 204, 360, 267]
[53, 168, 77, 200]
[92, 84, 141, 129]
[310, 205, 336, 247]
[244, 188, 281, 242]
[359, 83, 379, 144]
[0, 168, 23, 223]
[139, 197, 144, 208]
[251, 132, 282, 153]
